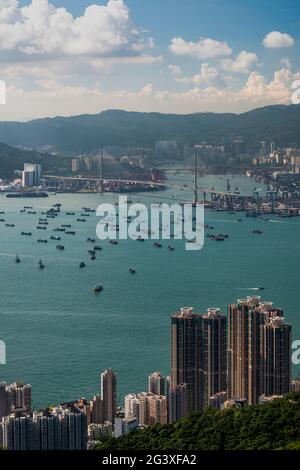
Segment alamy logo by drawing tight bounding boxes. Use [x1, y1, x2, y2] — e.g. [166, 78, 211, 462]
[96, 196, 204, 250]
[0, 81, 6, 105]
[0, 340, 6, 365]
[291, 80, 300, 105]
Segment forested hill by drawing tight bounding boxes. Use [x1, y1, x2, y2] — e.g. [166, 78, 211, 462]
[95, 393, 300, 451]
[0, 104, 300, 152]
[0, 142, 69, 179]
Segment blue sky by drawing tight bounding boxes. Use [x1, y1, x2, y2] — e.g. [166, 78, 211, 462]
[1, 0, 300, 120]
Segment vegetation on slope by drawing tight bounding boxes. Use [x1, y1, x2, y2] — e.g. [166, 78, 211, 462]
[0, 142, 69, 179]
[95, 393, 300, 451]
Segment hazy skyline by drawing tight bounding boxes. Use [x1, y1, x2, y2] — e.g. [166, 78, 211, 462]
[0, 0, 299, 121]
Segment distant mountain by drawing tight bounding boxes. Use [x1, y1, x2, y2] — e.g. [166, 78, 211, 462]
[0, 143, 69, 179]
[0, 104, 300, 153]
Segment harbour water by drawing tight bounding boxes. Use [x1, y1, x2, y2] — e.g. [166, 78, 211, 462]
[0, 173, 300, 409]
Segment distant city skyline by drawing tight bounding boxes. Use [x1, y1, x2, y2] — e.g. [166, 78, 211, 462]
[0, 0, 299, 120]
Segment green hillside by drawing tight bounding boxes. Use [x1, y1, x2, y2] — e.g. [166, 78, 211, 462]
[0, 105, 300, 152]
[95, 393, 300, 451]
[0, 143, 69, 179]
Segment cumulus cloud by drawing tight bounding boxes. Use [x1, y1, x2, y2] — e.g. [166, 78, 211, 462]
[168, 64, 181, 76]
[169, 36, 232, 59]
[262, 31, 295, 48]
[176, 63, 221, 86]
[221, 50, 258, 74]
[0, 0, 153, 58]
[5, 67, 299, 120]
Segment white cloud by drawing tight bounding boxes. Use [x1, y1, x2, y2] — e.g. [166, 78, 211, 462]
[4, 67, 299, 120]
[169, 64, 181, 76]
[0, 0, 153, 58]
[176, 63, 220, 86]
[262, 31, 295, 48]
[169, 36, 232, 59]
[221, 50, 258, 74]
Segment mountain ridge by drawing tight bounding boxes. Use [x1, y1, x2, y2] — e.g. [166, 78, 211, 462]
[0, 104, 299, 152]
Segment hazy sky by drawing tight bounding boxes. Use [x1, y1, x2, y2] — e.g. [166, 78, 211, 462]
[0, 0, 299, 120]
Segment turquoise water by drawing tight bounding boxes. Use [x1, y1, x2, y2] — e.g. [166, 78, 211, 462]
[0, 173, 300, 409]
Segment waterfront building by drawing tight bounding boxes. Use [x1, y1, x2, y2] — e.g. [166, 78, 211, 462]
[148, 371, 166, 396]
[101, 368, 117, 424]
[168, 384, 188, 423]
[171, 306, 226, 412]
[114, 417, 138, 438]
[71, 158, 81, 173]
[124, 392, 167, 427]
[155, 140, 180, 160]
[0, 381, 32, 417]
[125, 393, 140, 421]
[291, 378, 300, 392]
[258, 395, 283, 404]
[262, 317, 291, 397]
[0, 408, 87, 450]
[0, 383, 7, 419]
[208, 391, 227, 409]
[88, 422, 113, 441]
[202, 308, 227, 408]
[89, 395, 104, 425]
[228, 297, 290, 405]
[22, 163, 41, 187]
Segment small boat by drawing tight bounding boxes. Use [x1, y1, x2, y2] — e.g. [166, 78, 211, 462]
[94, 246, 102, 251]
[38, 260, 45, 269]
[56, 244, 65, 250]
[110, 240, 118, 245]
[153, 242, 162, 248]
[61, 224, 71, 228]
[66, 212, 75, 216]
[5, 223, 15, 227]
[252, 230, 263, 235]
[53, 228, 65, 232]
[87, 238, 96, 243]
[168, 246, 175, 251]
[79, 262, 86, 268]
[129, 268, 136, 274]
[37, 239, 47, 243]
[77, 218, 86, 222]
[27, 211, 36, 215]
[15, 255, 21, 263]
[93, 285, 103, 293]
[0, 219, 5, 222]
[36, 226, 47, 230]
[91, 254, 96, 260]
[88, 250, 95, 255]
[81, 213, 89, 217]
[65, 231, 76, 235]
[50, 236, 61, 241]
[258, 286, 265, 290]
[21, 232, 32, 236]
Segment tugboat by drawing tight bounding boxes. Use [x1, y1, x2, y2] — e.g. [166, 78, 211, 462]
[93, 285, 103, 293]
[15, 255, 21, 263]
[79, 262, 86, 268]
[38, 260, 45, 269]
